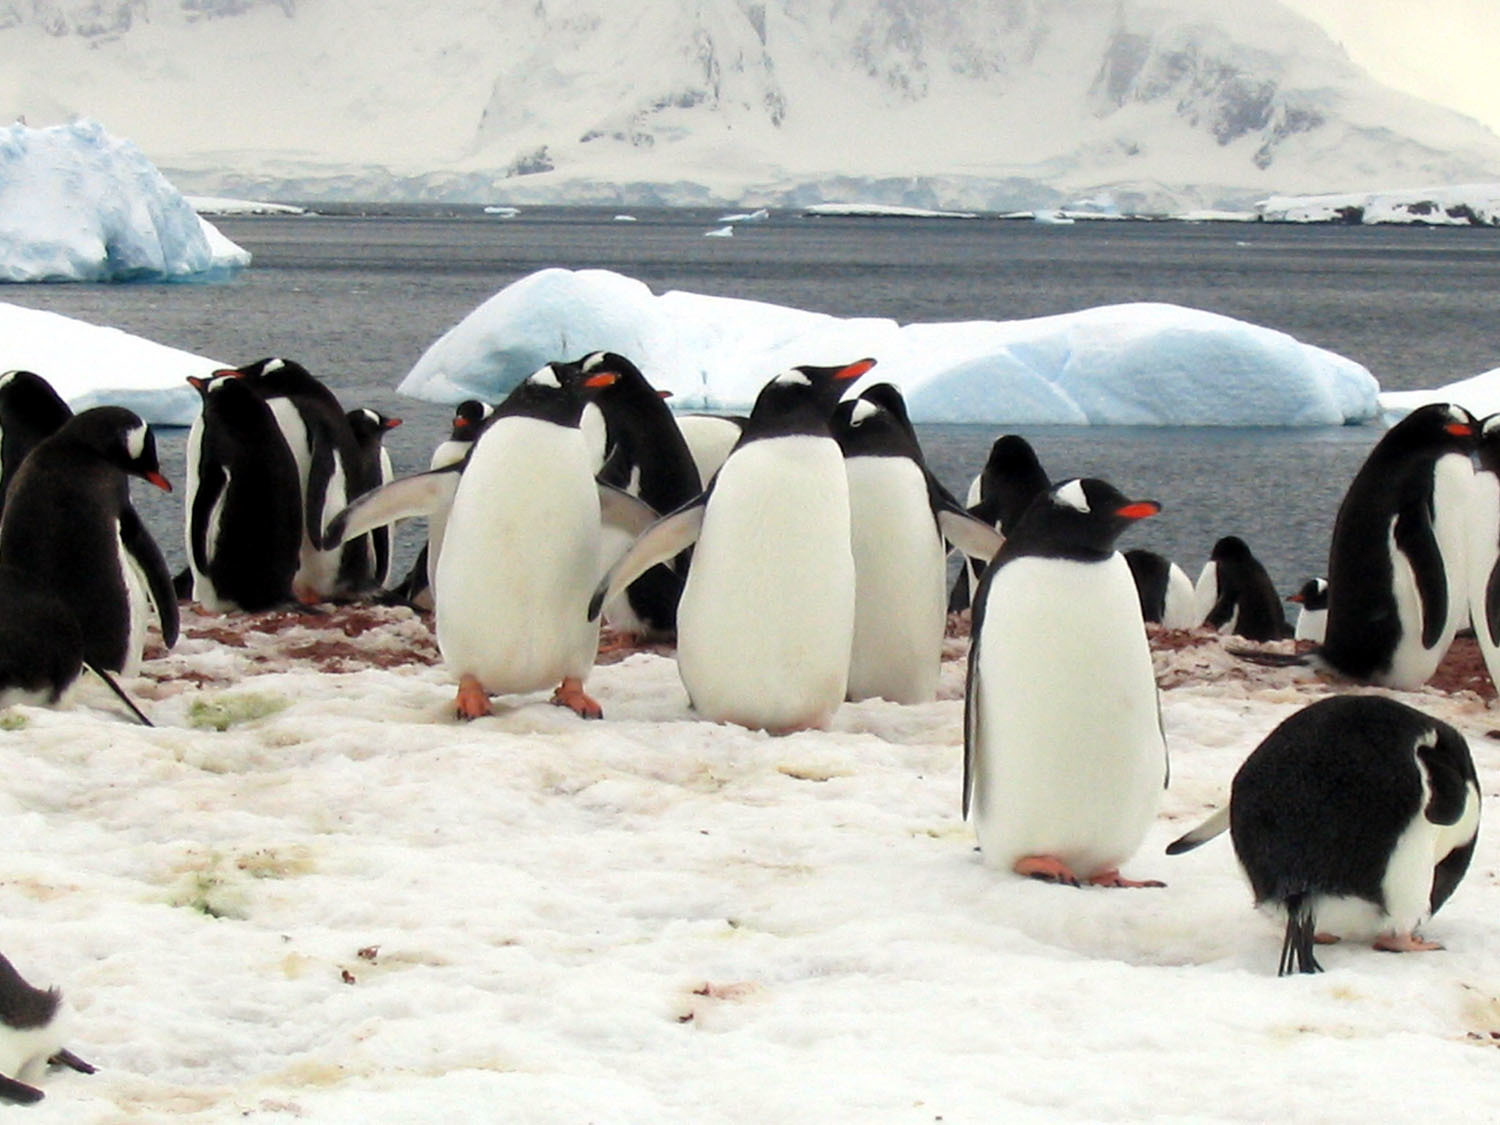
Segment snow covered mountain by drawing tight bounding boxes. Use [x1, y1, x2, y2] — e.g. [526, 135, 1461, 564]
[4, 0, 1499, 210]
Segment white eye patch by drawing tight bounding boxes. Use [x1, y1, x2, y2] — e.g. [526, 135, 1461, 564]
[1054, 479, 1089, 513]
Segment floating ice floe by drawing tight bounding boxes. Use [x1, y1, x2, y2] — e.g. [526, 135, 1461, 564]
[1258, 184, 1500, 226]
[1381, 367, 1500, 421]
[0, 119, 250, 283]
[399, 267, 1382, 426]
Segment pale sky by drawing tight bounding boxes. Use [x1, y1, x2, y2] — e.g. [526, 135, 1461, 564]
[1285, 0, 1500, 134]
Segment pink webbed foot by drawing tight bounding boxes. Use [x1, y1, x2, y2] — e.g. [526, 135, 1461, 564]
[551, 677, 603, 720]
[1373, 931, 1444, 953]
[1087, 868, 1166, 889]
[455, 675, 492, 720]
[1314, 933, 1342, 946]
[1014, 855, 1081, 887]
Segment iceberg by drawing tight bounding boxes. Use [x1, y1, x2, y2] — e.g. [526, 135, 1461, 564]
[1381, 367, 1500, 421]
[0, 120, 250, 283]
[0, 303, 218, 425]
[400, 268, 1382, 426]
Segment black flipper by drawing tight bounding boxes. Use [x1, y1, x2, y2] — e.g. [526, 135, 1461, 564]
[187, 459, 226, 578]
[0, 1074, 43, 1104]
[119, 505, 179, 648]
[1485, 554, 1500, 648]
[85, 662, 154, 727]
[50, 1048, 95, 1075]
[1391, 502, 1448, 649]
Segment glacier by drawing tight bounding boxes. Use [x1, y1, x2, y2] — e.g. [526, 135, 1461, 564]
[0, 119, 249, 283]
[399, 268, 1382, 426]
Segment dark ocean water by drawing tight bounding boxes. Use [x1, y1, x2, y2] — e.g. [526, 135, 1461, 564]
[4, 206, 1499, 593]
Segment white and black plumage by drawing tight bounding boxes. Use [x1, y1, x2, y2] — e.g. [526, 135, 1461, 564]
[1193, 536, 1288, 641]
[0, 407, 177, 675]
[0, 952, 94, 1105]
[1169, 695, 1480, 976]
[1467, 413, 1500, 690]
[591, 358, 876, 732]
[345, 407, 402, 588]
[184, 373, 303, 612]
[964, 478, 1167, 888]
[832, 382, 1003, 703]
[0, 370, 71, 516]
[947, 434, 1049, 613]
[1287, 576, 1329, 643]
[1124, 548, 1198, 629]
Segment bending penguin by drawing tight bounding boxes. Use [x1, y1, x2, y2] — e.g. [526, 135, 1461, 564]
[326, 364, 655, 720]
[832, 383, 1004, 703]
[0, 407, 178, 675]
[591, 358, 877, 732]
[1124, 548, 1198, 629]
[1193, 535, 1288, 641]
[1167, 695, 1479, 975]
[0, 952, 94, 1105]
[184, 372, 303, 612]
[964, 478, 1167, 888]
[0, 370, 71, 515]
[948, 434, 1049, 613]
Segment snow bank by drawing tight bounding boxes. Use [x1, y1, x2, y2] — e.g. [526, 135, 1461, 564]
[0, 120, 250, 283]
[1382, 366, 1500, 421]
[1258, 184, 1500, 226]
[0, 304, 218, 425]
[399, 268, 1382, 426]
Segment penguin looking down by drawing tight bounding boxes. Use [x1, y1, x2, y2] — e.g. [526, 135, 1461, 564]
[1167, 694, 1480, 976]
[948, 434, 1049, 613]
[0, 951, 94, 1105]
[964, 478, 1167, 888]
[0, 406, 177, 675]
[1124, 548, 1198, 629]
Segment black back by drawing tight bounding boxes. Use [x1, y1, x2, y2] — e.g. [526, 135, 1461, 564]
[1202, 535, 1287, 641]
[346, 408, 401, 586]
[0, 370, 72, 515]
[0, 407, 177, 670]
[948, 434, 1050, 613]
[1124, 548, 1173, 624]
[190, 377, 303, 611]
[0, 564, 83, 703]
[1321, 402, 1476, 679]
[1230, 695, 1478, 915]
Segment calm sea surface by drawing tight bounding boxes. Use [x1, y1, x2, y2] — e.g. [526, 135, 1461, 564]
[5, 206, 1499, 592]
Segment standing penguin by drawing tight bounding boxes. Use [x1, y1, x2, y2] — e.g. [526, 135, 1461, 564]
[1193, 536, 1288, 641]
[345, 407, 402, 589]
[0, 407, 177, 674]
[1287, 577, 1330, 643]
[948, 434, 1049, 613]
[386, 399, 493, 610]
[1124, 548, 1199, 629]
[591, 358, 877, 732]
[1320, 403, 1475, 688]
[0, 370, 71, 515]
[326, 365, 655, 720]
[1467, 413, 1500, 689]
[0, 952, 94, 1104]
[569, 352, 701, 640]
[1169, 695, 1480, 975]
[964, 478, 1167, 887]
[832, 383, 1003, 703]
[184, 373, 303, 613]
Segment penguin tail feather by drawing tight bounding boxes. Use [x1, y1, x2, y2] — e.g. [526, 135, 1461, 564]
[1278, 893, 1323, 977]
[84, 663, 154, 727]
[1165, 805, 1229, 854]
[1227, 646, 1312, 670]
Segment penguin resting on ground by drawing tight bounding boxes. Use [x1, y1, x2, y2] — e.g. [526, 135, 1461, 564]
[964, 478, 1168, 887]
[1194, 535, 1287, 641]
[0, 952, 94, 1105]
[591, 358, 877, 732]
[1167, 694, 1480, 975]
[1124, 548, 1198, 629]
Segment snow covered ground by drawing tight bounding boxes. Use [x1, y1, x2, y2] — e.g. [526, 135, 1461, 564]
[0, 120, 249, 283]
[5, 610, 1499, 1121]
[400, 269, 1381, 425]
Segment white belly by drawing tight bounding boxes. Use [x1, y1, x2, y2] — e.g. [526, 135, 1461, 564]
[677, 436, 854, 730]
[434, 417, 601, 695]
[1467, 469, 1500, 677]
[845, 457, 945, 704]
[118, 533, 152, 676]
[969, 555, 1165, 874]
[1385, 455, 1473, 687]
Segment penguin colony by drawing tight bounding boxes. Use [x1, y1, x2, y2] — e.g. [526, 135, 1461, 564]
[0, 352, 1494, 1099]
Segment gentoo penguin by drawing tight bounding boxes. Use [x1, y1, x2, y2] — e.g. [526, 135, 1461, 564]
[0, 952, 94, 1104]
[184, 373, 303, 613]
[1288, 577, 1329, 644]
[1124, 548, 1199, 629]
[222, 358, 370, 601]
[591, 358, 878, 732]
[948, 434, 1049, 613]
[964, 478, 1167, 887]
[832, 383, 1004, 703]
[1320, 402, 1475, 687]
[387, 399, 493, 610]
[345, 407, 402, 588]
[1193, 536, 1288, 641]
[0, 407, 177, 675]
[1169, 695, 1480, 975]
[674, 413, 746, 488]
[1467, 413, 1500, 689]
[0, 370, 71, 514]
[569, 352, 701, 640]
[326, 365, 655, 720]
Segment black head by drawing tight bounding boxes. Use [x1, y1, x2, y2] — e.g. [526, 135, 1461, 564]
[186, 370, 238, 400]
[449, 399, 494, 442]
[1476, 412, 1500, 474]
[831, 383, 922, 460]
[346, 408, 402, 446]
[493, 362, 589, 427]
[0, 370, 71, 429]
[1001, 477, 1159, 562]
[1375, 402, 1476, 464]
[570, 351, 661, 399]
[56, 406, 172, 492]
[1210, 535, 1256, 563]
[743, 357, 877, 439]
[982, 434, 1045, 481]
[972, 434, 1049, 533]
[1287, 576, 1329, 610]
